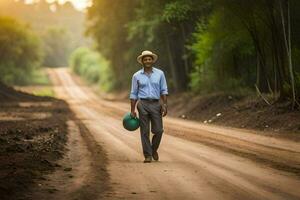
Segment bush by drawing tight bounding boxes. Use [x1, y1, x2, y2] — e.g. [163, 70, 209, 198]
[69, 47, 115, 91]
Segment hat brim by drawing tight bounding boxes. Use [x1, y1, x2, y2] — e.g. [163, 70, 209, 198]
[137, 53, 158, 64]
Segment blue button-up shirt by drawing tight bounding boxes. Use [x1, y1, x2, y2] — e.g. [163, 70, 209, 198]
[130, 67, 168, 100]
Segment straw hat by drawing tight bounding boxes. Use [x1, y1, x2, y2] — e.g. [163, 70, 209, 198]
[137, 50, 158, 64]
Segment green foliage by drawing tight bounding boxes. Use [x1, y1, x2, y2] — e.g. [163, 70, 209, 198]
[163, 1, 192, 22]
[0, 0, 88, 46]
[0, 16, 43, 85]
[32, 87, 55, 97]
[87, 0, 300, 102]
[0, 0, 89, 68]
[162, 0, 210, 23]
[69, 47, 90, 75]
[30, 68, 51, 85]
[86, 0, 139, 89]
[190, 8, 255, 92]
[69, 47, 115, 92]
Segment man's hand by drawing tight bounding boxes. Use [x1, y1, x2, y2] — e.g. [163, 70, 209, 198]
[130, 99, 137, 118]
[131, 111, 137, 118]
[161, 104, 168, 117]
[160, 95, 168, 117]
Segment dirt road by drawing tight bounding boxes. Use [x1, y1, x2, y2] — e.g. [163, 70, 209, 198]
[43, 68, 300, 200]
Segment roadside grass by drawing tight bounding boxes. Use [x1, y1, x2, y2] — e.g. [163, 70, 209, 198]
[29, 68, 51, 86]
[31, 86, 55, 97]
[14, 68, 55, 97]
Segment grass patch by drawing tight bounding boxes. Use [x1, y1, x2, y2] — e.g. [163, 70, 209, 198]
[29, 68, 51, 86]
[32, 87, 55, 97]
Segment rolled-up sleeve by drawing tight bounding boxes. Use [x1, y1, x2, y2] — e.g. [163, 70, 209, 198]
[160, 72, 168, 95]
[130, 75, 138, 99]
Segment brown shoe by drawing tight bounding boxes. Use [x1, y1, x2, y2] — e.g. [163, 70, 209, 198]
[143, 156, 152, 163]
[152, 152, 159, 161]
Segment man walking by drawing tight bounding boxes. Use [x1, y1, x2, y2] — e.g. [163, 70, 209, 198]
[130, 50, 168, 163]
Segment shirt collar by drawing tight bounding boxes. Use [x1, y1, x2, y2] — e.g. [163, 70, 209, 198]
[141, 67, 154, 74]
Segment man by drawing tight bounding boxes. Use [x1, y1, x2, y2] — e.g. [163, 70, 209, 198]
[130, 50, 168, 163]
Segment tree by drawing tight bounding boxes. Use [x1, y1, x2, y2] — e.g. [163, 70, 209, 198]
[189, 0, 299, 105]
[0, 16, 42, 85]
[86, 0, 300, 105]
[87, 0, 212, 92]
[87, 0, 138, 89]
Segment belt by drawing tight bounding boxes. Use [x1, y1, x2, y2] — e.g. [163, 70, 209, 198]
[140, 98, 159, 102]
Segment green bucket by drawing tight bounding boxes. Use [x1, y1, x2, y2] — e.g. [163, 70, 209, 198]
[123, 112, 140, 131]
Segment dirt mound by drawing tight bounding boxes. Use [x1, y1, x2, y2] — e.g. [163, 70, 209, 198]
[168, 92, 300, 135]
[0, 84, 71, 200]
[0, 82, 51, 103]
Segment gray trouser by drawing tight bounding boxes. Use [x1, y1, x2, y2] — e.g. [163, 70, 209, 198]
[137, 100, 164, 158]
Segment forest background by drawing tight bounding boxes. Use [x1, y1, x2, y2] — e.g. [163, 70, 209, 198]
[1, 0, 300, 108]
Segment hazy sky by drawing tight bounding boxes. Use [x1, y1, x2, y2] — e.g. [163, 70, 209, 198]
[23, 0, 92, 10]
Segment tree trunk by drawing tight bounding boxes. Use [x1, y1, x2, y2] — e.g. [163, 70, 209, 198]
[279, 0, 296, 108]
[254, 38, 269, 93]
[180, 23, 189, 78]
[165, 31, 179, 92]
[244, 19, 270, 93]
